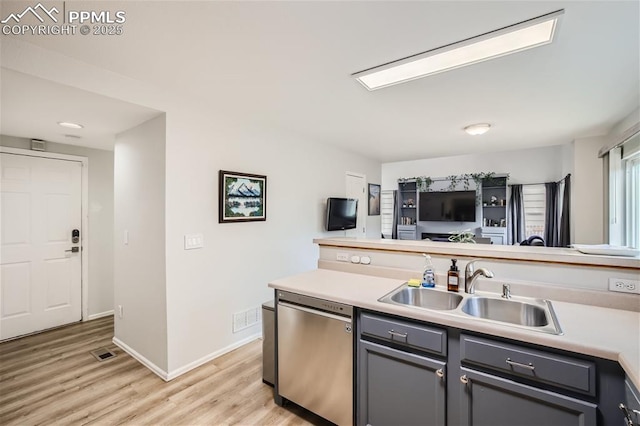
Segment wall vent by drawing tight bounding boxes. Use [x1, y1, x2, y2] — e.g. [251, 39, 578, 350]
[232, 307, 261, 333]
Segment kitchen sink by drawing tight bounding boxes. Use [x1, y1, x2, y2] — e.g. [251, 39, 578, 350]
[379, 286, 463, 311]
[378, 284, 562, 335]
[461, 296, 563, 335]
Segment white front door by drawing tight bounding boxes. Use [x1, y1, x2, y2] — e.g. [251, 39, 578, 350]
[1, 153, 82, 340]
[346, 172, 366, 238]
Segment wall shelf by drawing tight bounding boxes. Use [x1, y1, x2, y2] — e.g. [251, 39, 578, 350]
[481, 176, 508, 244]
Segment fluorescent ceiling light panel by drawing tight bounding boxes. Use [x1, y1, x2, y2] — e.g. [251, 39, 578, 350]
[353, 10, 563, 90]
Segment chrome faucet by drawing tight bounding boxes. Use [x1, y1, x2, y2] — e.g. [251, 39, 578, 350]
[464, 259, 494, 294]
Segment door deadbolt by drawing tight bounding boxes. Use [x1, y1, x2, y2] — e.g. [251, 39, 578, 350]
[72, 229, 80, 243]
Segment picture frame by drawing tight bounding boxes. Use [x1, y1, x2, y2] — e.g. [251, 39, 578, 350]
[218, 170, 267, 223]
[368, 183, 381, 216]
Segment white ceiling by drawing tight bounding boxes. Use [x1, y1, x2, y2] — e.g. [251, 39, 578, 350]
[1, 1, 638, 160]
[0, 69, 161, 150]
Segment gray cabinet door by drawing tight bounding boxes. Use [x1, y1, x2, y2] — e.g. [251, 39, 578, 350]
[624, 379, 640, 425]
[459, 367, 597, 426]
[359, 340, 446, 426]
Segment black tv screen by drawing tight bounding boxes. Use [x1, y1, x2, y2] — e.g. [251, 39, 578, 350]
[418, 191, 476, 222]
[326, 198, 358, 231]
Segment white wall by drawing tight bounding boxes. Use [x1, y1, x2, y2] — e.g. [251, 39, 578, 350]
[382, 144, 567, 236]
[572, 136, 606, 244]
[2, 39, 381, 377]
[382, 144, 566, 190]
[114, 114, 168, 372]
[163, 104, 381, 373]
[0, 135, 114, 318]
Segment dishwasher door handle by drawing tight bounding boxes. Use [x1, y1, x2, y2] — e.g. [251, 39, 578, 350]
[278, 301, 352, 323]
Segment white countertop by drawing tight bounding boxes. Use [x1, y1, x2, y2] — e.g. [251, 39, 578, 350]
[269, 268, 640, 390]
[314, 238, 640, 270]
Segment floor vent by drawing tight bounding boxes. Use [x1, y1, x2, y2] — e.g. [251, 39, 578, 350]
[90, 347, 116, 362]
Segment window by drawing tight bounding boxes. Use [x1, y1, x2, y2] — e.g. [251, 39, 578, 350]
[624, 153, 640, 248]
[380, 190, 394, 238]
[608, 132, 640, 248]
[522, 184, 546, 238]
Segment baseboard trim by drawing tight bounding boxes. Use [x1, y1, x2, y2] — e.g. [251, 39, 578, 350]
[166, 332, 262, 381]
[112, 337, 169, 381]
[86, 310, 114, 321]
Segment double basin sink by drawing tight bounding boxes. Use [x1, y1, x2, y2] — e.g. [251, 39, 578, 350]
[379, 285, 563, 335]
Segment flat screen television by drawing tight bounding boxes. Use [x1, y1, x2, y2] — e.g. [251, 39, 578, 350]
[326, 197, 358, 231]
[418, 191, 476, 222]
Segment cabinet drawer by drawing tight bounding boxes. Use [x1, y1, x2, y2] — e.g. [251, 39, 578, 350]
[460, 334, 596, 396]
[398, 231, 416, 240]
[361, 313, 446, 356]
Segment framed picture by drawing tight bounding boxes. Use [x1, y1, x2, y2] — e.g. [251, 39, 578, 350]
[219, 170, 267, 223]
[368, 183, 381, 216]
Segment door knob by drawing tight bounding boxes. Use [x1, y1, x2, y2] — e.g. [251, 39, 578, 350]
[65, 247, 80, 253]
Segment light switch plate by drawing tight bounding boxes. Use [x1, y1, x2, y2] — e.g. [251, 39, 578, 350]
[184, 233, 204, 250]
[336, 252, 349, 262]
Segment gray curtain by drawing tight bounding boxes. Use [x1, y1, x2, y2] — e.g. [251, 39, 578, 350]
[392, 190, 398, 239]
[559, 175, 571, 247]
[508, 185, 525, 244]
[545, 182, 559, 247]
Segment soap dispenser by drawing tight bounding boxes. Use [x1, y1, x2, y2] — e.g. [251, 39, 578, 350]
[447, 259, 459, 292]
[422, 254, 435, 288]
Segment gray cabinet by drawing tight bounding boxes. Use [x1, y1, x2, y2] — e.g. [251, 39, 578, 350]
[480, 228, 505, 245]
[358, 313, 446, 426]
[359, 341, 446, 426]
[398, 181, 417, 239]
[457, 333, 607, 426]
[397, 224, 417, 240]
[356, 311, 627, 426]
[481, 176, 507, 244]
[622, 378, 640, 425]
[459, 334, 596, 396]
[459, 367, 597, 426]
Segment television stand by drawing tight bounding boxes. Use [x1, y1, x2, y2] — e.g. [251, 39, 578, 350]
[421, 232, 452, 242]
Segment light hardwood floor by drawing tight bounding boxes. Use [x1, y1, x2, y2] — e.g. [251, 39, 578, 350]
[0, 316, 333, 426]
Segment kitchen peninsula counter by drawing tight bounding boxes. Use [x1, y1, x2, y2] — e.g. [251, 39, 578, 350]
[314, 237, 640, 270]
[269, 268, 640, 391]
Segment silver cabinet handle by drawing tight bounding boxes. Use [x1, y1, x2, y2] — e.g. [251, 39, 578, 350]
[436, 368, 444, 379]
[506, 358, 535, 371]
[388, 329, 408, 340]
[619, 403, 636, 426]
[460, 375, 469, 384]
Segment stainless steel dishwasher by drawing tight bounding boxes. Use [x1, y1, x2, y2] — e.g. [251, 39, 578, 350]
[277, 291, 353, 426]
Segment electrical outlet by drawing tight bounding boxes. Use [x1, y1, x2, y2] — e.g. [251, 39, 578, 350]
[336, 252, 349, 262]
[117, 305, 124, 319]
[608, 278, 640, 294]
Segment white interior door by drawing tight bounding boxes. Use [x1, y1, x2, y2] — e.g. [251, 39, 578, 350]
[1, 153, 82, 340]
[346, 172, 366, 238]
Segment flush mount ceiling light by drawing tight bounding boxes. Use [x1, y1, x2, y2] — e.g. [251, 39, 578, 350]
[57, 121, 84, 129]
[464, 123, 491, 135]
[352, 9, 564, 90]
